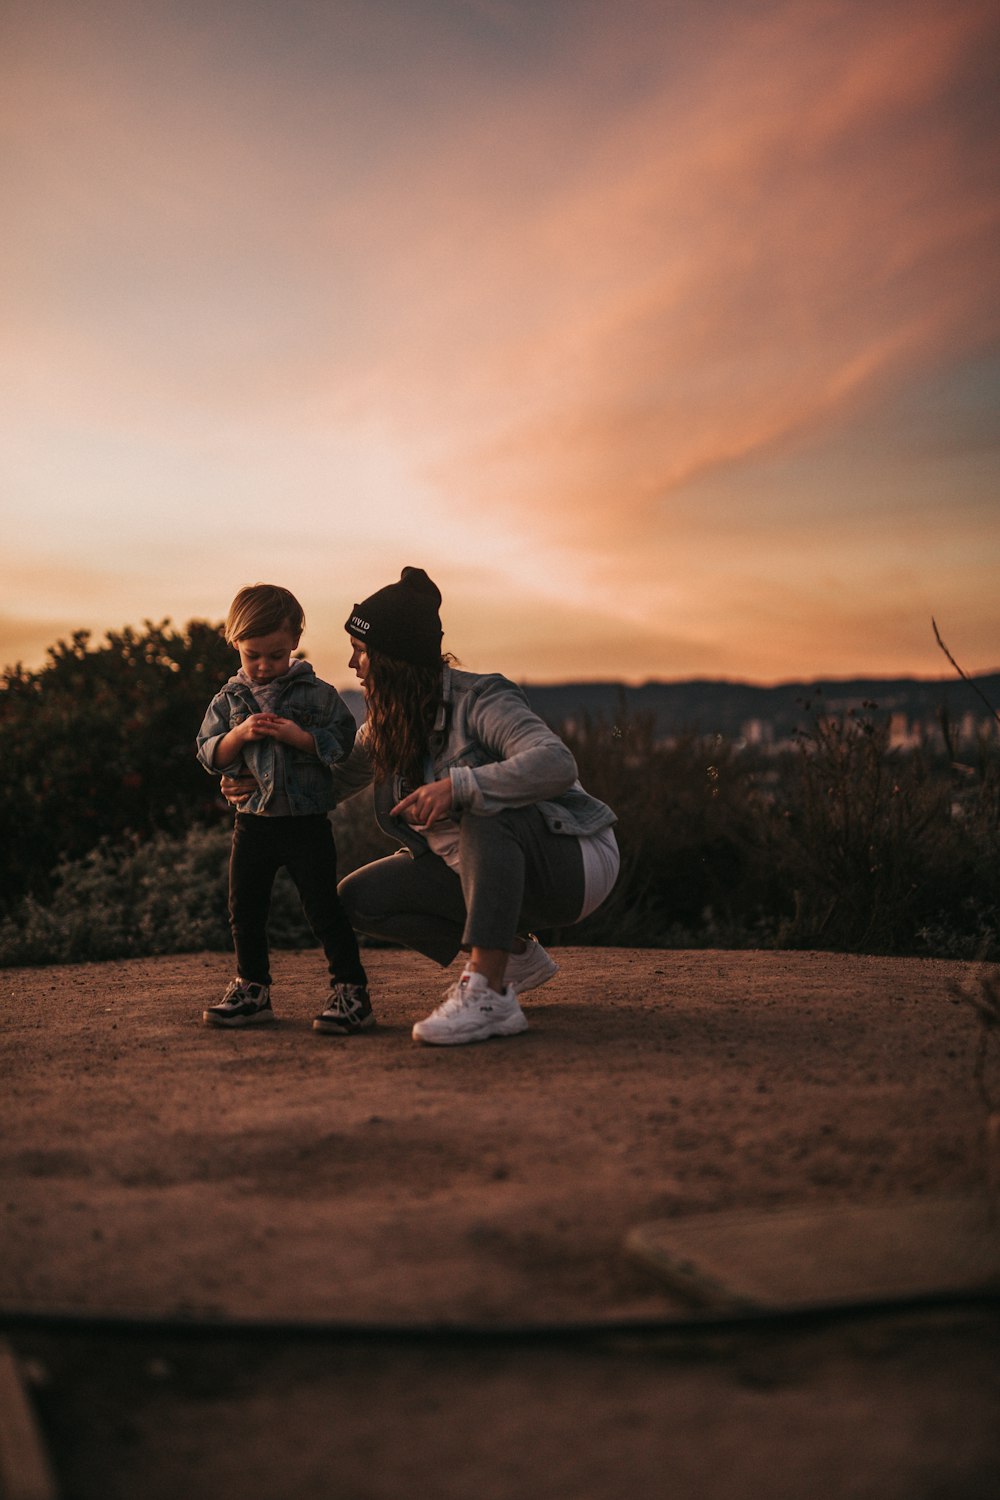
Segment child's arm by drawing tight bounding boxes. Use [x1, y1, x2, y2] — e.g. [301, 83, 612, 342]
[300, 688, 358, 768]
[212, 713, 299, 766]
[211, 685, 354, 772]
[251, 717, 316, 756]
[197, 694, 243, 776]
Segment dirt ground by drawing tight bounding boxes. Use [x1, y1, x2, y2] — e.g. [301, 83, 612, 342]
[1, 947, 998, 1499]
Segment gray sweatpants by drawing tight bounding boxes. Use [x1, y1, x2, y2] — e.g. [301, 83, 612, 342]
[337, 806, 586, 966]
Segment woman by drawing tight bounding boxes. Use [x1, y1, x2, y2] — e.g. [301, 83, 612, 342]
[226, 567, 619, 1046]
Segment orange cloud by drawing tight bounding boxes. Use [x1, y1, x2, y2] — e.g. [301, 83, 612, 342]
[1, 0, 997, 684]
[411, 2, 999, 541]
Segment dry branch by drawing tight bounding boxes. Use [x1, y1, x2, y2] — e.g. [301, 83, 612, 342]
[932, 617, 1000, 730]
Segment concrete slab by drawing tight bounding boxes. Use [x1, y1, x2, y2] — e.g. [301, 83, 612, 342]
[625, 1197, 1000, 1313]
[0, 1339, 58, 1500]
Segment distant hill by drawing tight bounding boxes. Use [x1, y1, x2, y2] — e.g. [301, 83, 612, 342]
[342, 673, 1000, 742]
[518, 674, 1000, 742]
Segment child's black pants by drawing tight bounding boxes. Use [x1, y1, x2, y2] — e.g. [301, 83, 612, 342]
[229, 812, 366, 988]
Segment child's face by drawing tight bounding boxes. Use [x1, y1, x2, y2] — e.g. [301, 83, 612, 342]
[236, 627, 300, 685]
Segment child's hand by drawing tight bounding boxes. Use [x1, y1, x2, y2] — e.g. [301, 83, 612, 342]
[240, 715, 315, 753]
[212, 714, 300, 776]
[239, 713, 285, 742]
[262, 716, 313, 751]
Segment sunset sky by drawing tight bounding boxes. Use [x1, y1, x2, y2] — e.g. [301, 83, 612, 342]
[3, 0, 998, 691]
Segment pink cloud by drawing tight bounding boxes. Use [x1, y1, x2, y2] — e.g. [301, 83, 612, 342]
[2, 0, 997, 682]
[333, 0, 999, 558]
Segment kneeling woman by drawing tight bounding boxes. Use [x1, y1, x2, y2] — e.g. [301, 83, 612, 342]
[328, 567, 619, 1046]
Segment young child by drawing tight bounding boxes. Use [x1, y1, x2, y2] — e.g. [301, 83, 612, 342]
[196, 583, 373, 1035]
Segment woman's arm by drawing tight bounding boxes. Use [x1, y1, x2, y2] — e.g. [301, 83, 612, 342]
[448, 677, 578, 814]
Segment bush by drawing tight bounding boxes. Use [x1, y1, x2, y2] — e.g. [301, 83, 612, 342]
[559, 700, 999, 959]
[564, 709, 772, 948]
[0, 620, 237, 915]
[0, 792, 395, 968]
[764, 702, 1000, 954]
[2, 694, 997, 967]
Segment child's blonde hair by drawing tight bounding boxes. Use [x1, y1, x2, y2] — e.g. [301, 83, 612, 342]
[225, 584, 305, 645]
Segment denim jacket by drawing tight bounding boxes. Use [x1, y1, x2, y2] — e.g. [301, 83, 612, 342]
[328, 665, 616, 854]
[196, 664, 357, 815]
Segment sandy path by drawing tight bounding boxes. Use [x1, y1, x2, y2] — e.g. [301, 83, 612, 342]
[1, 948, 997, 1498]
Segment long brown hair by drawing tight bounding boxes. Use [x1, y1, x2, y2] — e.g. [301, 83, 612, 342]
[363, 649, 455, 786]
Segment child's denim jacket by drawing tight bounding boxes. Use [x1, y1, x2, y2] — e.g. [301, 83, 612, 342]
[196, 664, 357, 816]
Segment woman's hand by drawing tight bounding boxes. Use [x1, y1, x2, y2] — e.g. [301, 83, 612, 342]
[391, 777, 453, 828]
[220, 773, 258, 805]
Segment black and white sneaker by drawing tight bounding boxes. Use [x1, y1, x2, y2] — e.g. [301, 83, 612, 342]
[203, 979, 274, 1027]
[313, 982, 376, 1035]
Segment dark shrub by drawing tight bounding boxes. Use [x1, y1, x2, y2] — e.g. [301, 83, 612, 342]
[0, 620, 237, 914]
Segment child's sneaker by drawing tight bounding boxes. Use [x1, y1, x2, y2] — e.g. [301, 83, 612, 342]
[203, 979, 274, 1027]
[504, 935, 558, 994]
[313, 982, 376, 1035]
[412, 969, 527, 1046]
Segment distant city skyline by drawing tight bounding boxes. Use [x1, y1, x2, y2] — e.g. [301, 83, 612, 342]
[2, 0, 998, 693]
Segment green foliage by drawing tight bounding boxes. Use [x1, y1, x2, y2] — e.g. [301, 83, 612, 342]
[0, 793, 394, 968]
[562, 700, 1000, 959]
[0, 619, 237, 914]
[565, 708, 770, 948]
[767, 701, 982, 952]
[0, 825, 233, 966]
[2, 671, 997, 965]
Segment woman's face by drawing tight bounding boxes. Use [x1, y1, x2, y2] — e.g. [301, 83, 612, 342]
[349, 636, 370, 689]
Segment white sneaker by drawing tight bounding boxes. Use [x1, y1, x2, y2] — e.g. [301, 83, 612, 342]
[503, 935, 558, 994]
[413, 970, 528, 1046]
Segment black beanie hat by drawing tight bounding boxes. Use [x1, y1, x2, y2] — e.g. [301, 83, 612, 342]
[345, 567, 443, 669]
